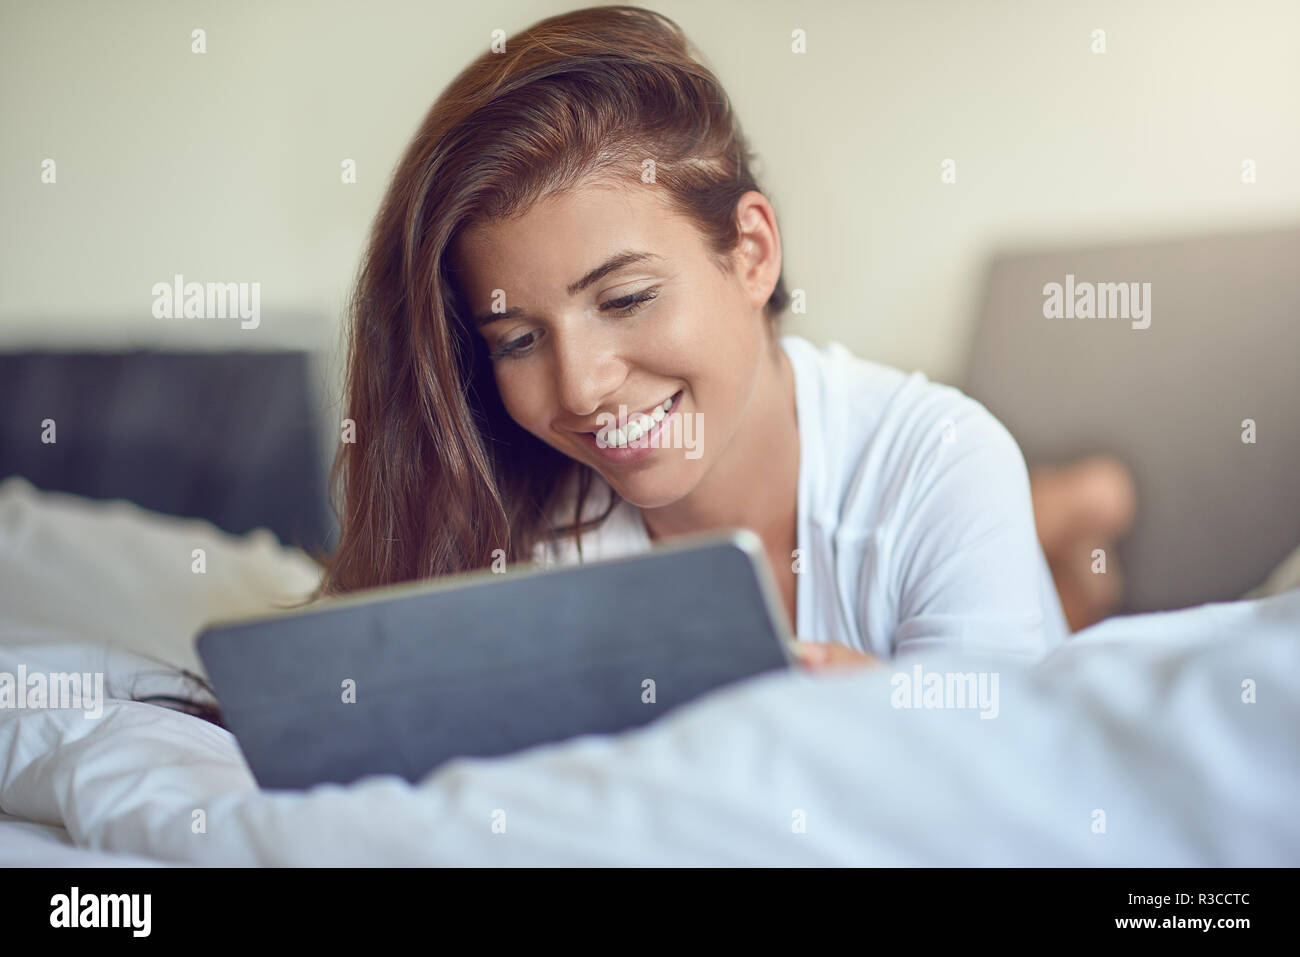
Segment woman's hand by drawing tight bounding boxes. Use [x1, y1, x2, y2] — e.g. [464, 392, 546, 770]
[790, 639, 880, 671]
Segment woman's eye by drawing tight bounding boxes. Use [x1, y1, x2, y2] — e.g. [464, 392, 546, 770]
[490, 330, 539, 361]
[600, 288, 659, 317]
[488, 288, 659, 361]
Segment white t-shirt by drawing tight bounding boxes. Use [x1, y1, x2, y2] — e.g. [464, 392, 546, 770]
[533, 335, 1070, 660]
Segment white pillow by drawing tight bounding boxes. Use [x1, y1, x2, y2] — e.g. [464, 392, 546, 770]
[0, 476, 323, 677]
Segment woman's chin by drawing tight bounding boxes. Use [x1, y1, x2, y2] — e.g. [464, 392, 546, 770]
[603, 470, 697, 511]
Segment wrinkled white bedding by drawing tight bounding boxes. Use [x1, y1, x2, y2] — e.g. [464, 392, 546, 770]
[0, 812, 172, 868]
[2, 476, 1297, 866]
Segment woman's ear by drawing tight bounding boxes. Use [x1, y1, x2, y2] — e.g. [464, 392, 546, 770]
[733, 191, 783, 312]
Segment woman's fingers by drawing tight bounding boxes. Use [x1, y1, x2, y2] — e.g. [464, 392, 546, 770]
[790, 639, 879, 670]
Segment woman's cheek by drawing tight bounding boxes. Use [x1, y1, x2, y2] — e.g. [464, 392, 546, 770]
[495, 368, 545, 434]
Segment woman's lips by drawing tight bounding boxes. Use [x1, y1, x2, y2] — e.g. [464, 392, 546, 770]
[577, 390, 683, 465]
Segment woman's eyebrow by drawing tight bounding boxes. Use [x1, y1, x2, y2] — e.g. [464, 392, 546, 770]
[474, 306, 526, 329]
[565, 250, 662, 296]
[474, 250, 662, 328]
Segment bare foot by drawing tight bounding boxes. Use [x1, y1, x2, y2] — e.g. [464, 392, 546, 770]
[1030, 455, 1137, 631]
[1031, 455, 1137, 553]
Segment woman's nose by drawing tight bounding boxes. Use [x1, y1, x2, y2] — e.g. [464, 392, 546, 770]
[551, 325, 626, 417]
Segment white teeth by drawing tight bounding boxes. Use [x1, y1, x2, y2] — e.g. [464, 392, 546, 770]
[596, 392, 678, 447]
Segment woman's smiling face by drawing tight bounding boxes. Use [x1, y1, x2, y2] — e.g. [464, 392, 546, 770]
[451, 181, 781, 509]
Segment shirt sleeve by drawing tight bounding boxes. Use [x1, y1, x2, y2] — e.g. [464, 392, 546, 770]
[881, 395, 1065, 660]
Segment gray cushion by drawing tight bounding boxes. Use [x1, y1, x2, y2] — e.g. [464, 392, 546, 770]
[0, 351, 334, 555]
[962, 226, 1300, 613]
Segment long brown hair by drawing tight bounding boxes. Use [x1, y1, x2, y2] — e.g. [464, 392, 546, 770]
[315, 4, 788, 598]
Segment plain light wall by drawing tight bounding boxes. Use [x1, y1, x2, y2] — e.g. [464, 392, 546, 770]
[2, 0, 1298, 384]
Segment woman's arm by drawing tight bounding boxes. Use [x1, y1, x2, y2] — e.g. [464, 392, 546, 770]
[883, 400, 1056, 659]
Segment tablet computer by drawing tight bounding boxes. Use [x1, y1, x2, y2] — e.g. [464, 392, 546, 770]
[196, 528, 795, 790]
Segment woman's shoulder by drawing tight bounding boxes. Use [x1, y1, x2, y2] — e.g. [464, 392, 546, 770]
[785, 334, 1018, 458]
[782, 334, 910, 410]
[783, 335, 1026, 518]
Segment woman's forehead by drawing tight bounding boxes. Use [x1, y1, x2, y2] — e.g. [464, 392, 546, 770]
[454, 185, 686, 290]
[462, 183, 673, 247]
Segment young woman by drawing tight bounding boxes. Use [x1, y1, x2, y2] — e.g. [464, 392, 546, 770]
[316, 4, 1070, 667]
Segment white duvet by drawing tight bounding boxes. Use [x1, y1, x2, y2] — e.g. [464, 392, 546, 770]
[2, 476, 1297, 866]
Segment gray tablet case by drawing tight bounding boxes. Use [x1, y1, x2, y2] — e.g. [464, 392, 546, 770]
[197, 530, 793, 791]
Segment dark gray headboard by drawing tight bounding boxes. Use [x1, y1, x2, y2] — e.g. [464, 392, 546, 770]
[0, 351, 335, 555]
[963, 225, 1300, 613]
